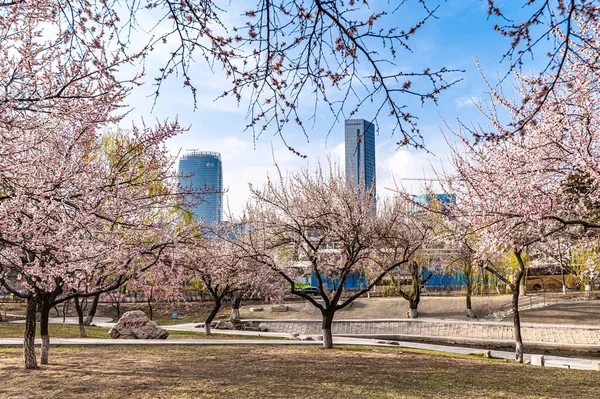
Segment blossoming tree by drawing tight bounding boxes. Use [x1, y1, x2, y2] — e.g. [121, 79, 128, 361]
[229, 163, 428, 348]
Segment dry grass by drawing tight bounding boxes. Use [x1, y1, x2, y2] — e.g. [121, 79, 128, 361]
[0, 345, 599, 398]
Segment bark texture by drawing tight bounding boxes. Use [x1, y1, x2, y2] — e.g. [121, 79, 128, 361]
[205, 299, 222, 336]
[39, 299, 51, 365]
[230, 296, 242, 321]
[321, 312, 334, 349]
[23, 297, 38, 369]
[513, 250, 526, 363]
[84, 294, 100, 326]
[74, 297, 87, 338]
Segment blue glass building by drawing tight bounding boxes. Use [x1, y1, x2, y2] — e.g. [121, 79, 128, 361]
[178, 151, 223, 225]
[345, 119, 376, 203]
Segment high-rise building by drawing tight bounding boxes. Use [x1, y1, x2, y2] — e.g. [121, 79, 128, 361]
[345, 119, 376, 202]
[178, 151, 223, 225]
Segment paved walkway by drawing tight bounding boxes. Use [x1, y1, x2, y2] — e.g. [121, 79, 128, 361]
[11, 316, 600, 348]
[250, 318, 600, 348]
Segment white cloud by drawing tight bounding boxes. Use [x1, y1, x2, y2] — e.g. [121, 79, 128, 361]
[454, 95, 481, 109]
[376, 146, 452, 200]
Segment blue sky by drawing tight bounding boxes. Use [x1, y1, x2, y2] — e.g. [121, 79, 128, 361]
[120, 0, 543, 216]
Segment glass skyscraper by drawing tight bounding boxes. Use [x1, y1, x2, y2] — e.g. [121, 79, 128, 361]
[345, 119, 376, 203]
[178, 151, 223, 225]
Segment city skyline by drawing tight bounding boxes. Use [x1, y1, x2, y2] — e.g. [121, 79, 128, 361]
[120, 0, 513, 217]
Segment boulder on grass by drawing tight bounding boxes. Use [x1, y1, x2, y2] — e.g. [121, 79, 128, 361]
[271, 304, 288, 312]
[214, 319, 244, 330]
[109, 310, 169, 339]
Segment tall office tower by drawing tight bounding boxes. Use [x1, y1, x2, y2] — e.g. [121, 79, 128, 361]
[345, 119, 376, 203]
[178, 151, 223, 225]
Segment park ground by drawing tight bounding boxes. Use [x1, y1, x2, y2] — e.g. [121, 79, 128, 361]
[3, 294, 599, 327]
[1, 345, 600, 399]
[2, 296, 600, 398]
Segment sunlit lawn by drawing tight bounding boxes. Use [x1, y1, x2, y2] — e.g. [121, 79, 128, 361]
[1, 345, 599, 399]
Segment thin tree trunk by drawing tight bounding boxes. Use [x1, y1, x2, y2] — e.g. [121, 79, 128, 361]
[465, 264, 476, 318]
[62, 301, 68, 323]
[513, 250, 526, 363]
[23, 297, 38, 369]
[84, 293, 100, 326]
[39, 299, 51, 365]
[230, 296, 241, 321]
[205, 298, 222, 335]
[321, 311, 334, 349]
[147, 298, 153, 320]
[111, 293, 121, 317]
[512, 285, 523, 363]
[74, 297, 87, 338]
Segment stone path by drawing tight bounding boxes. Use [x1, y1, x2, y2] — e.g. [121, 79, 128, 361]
[251, 318, 600, 348]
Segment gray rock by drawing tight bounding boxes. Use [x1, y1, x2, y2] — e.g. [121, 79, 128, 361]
[249, 307, 264, 312]
[470, 350, 492, 358]
[109, 310, 168, 339]
[271, 304, 288, 312]
[215, 319, 243, 330]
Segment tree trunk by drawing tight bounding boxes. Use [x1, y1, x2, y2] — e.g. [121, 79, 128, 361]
[512, 285, 523, 363]
[62, 301, 68, 323]
[39, 299, 51, 365]
[465, 264, 476, 318]
[321, 311, 334, 349]
[84, 293, 100, 326]
[407, 262, 421, 318]
[111, 299, 121, 317]
[205, 299, 222, 335]
[147, 298, 153, 320]
[230, 296, 241, 321]
[74, 297, 87, 338]
[23, 297, 38, 369]
[513, 250, 526, 363]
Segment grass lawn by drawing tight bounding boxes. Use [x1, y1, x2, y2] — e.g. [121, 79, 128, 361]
[0, 345, 599, 398]
[0, 323, 283, 340]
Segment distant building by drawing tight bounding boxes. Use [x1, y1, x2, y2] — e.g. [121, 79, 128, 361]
[412, 193, 456, 213]
[178, 151, 222, 225]
[345, 119, 376, 203]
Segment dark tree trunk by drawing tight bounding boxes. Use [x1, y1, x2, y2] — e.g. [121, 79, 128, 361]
[321, 311, 335, 349]
[39, 299, 51, 365]
[147, 298, 153, 320]
[84, 293, 100, 326]
[111, 295, 121, 317]
[74, 297, 87, 338]
[62, 301, 68, 323]
[408, 299, 419, 318]
[465, 263, 476, 318]
[407, 262, 421, 318]
[23, 297, 38, 369]
[205, 298, 222, 335]
[513, 250, 526, 363]
[230, 295, 242, 321]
